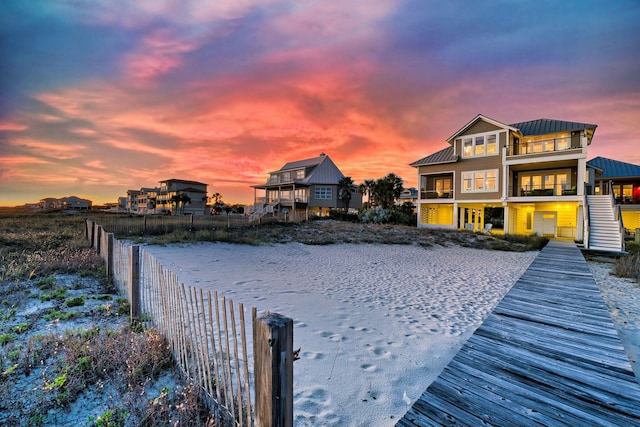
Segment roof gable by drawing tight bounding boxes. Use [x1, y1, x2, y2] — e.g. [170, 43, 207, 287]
[510, 118, 597, 136]
[268, 154, 345, 184]
[587, 156, 640, 179]
[446, 114, 516, 143]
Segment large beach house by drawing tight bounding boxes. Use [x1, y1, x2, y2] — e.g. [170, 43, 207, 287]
[411, 114, 627, 252]
[251, 153, 362, 221]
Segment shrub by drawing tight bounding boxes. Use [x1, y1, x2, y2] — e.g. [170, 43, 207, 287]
[612, 253, 640, 281]
[359, 207, 391, 224]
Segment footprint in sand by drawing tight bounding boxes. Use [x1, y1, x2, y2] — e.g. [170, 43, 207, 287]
[319, 331, 344, 342]
[360, 363, 377, 372]
[301, 351, 325, 360]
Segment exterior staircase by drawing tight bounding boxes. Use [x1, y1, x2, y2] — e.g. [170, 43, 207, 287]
[586, 195, 624, 252]
[249, 201, 279, 222]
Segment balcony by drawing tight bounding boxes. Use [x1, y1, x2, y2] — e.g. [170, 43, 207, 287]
[420, 190, 453, 200]
[508, 136, 580, 156]
[512, 184, 578, 197]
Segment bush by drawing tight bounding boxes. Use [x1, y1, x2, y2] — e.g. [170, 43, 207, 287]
[359, 207, 391, 224]
[612, 253, 640, 281]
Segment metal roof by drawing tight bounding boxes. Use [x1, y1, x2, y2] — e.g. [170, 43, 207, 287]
[276, 154, 327, 172]
[587, 156, 640, 179]
[510, 118, 597, 136]
[410, 146, 457, 167]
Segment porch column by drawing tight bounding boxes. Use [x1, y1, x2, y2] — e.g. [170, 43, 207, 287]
[577, 158, 586, 196]
[453, 202, 458, 229]
[292, 183, 296, 221]
[502, 202, 510, 235]
[502, 163, 509, 199]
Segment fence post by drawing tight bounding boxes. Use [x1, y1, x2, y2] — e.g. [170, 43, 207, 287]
[107, 233, 114, 282]
[96, 225, 103, 255]
[89, 221, 95, 248]
[254, 312, 294, 427]
[130, 245, 141, 325]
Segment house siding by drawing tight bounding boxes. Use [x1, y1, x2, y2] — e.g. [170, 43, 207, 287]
[460, 120, 503, 136]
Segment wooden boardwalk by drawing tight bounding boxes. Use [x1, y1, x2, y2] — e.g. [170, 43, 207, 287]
[397, 240, 640, 426]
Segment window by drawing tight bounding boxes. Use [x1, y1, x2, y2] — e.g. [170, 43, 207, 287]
[486, 134, 497, 154]
[314, 186, 332, 199]
[296, 169, 305, 179]
[463, 138, 473, 157]
[461, 169, 499, 193]
[459, 132, 502, 158]
[283, 172, 291, 182]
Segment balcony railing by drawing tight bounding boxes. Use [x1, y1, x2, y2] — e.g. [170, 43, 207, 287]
[508, 137, 580, 156]
[255, 196, 308, 205]
[512, 184, 578, 197]
[420, 190, 453, 199]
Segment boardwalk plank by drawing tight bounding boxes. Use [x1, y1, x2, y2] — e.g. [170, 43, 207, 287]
[397, 240, 640, 426]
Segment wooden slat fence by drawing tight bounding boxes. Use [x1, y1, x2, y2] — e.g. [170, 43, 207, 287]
[96, 214, 253, 236]
[140, 250, 253, 425]
[84, 219, 293, 426]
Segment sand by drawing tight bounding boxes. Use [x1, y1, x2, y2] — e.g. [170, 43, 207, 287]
[144, 242, 538, 426]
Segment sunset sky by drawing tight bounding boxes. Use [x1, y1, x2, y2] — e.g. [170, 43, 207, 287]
[1, 1, 639, 206]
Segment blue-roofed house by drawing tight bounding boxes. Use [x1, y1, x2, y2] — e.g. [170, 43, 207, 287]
[587, 156, 640, 232]
[410, 114, 628, 251]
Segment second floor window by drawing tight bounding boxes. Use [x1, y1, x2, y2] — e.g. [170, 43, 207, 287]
[296, 169, 305, 179]
[462, 170, 498, 193]
[314, 187, 332, 199]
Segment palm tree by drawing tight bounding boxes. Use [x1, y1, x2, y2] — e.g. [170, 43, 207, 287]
[170, 193, 191, 215]
[372, 174, 404, 209]
[338, 176, 355, 212]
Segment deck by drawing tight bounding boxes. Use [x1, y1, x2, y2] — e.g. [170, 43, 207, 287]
[397, 240, 640, 426]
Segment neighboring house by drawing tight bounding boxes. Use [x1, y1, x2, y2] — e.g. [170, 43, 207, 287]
[587, 156, 640, 232]
[39, 196, 91, 210]
[397, 187, 419, 207]
[251, 153, 362, 221]
[411, 114, 599, 243]
[39, 198, 60, 210]
[126, 189, 141, 213]
[157, 179, 208, 216]
[60, 196, 92, 210]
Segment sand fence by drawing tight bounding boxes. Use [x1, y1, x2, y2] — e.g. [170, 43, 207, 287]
[85, 219, 294, 427]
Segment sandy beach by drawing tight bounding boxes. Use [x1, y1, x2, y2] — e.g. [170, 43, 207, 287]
[143, 241, 640, 426]
[145, 242, 539, 426]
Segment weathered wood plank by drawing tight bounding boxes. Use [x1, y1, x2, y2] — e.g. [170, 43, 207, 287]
[397, 240, 640, 427]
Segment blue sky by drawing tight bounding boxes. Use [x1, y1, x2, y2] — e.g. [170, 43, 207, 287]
[1, 0, 639, 204]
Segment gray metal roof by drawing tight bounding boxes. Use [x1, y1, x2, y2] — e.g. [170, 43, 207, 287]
[410, 146, 457, 167]
[510, 118, 597, 136]
[587, 156, 640, 179]
[276, 154, 326, 172]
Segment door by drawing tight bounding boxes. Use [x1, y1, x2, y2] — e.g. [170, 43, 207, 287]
[542, 213, 557, 237]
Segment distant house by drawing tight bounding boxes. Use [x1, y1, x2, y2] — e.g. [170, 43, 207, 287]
[157, 179, 208, 216]
[397, 187, 419, 207]
[251, 153, 362, 221]
[39, 198, 60, 210]
[587, 156, 640, 232]
[60, 196, 92, 210]
[39, 196, 91, 210]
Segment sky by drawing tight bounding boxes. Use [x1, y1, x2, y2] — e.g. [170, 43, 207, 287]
[1, 0, 639, 206]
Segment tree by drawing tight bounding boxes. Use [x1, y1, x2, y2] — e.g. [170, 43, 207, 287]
[359, 179, 375, 205]
[371, 173, 404, 209]
[337, 176, 356, 212]
[170, 192, 191, 215]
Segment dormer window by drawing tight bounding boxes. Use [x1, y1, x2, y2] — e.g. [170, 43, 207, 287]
[460, 131, 501, 158]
